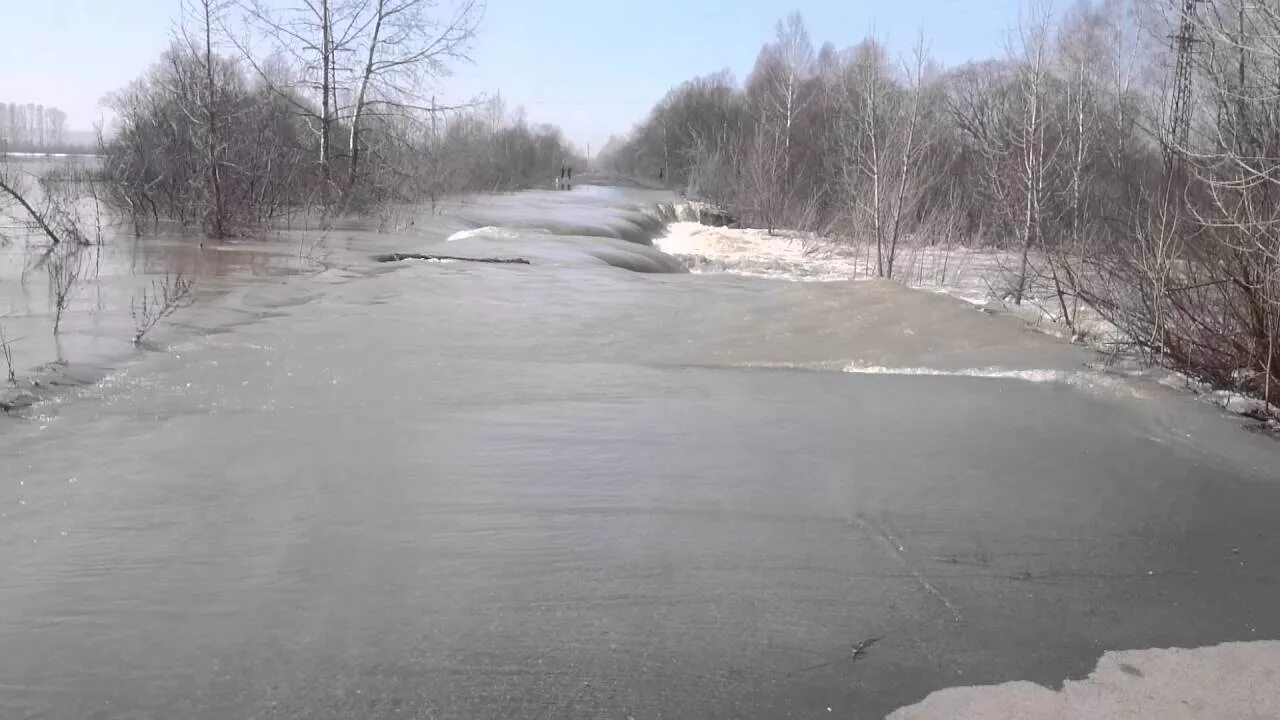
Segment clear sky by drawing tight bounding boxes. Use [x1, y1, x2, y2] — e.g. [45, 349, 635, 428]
[0, 0, 1027, 149]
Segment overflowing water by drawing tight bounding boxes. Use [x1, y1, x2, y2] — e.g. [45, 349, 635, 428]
[2, 172, 1279, 718]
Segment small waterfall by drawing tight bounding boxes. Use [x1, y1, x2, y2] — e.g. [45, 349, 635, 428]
[645, 200, 736, 229]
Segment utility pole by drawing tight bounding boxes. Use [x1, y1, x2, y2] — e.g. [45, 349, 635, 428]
[1167, 0, 1202, 169]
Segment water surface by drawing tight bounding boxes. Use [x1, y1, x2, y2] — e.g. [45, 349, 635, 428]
[2, 183, 1278, 719]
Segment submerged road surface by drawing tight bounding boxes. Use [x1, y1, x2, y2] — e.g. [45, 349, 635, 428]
[2, 185, 1279, 718]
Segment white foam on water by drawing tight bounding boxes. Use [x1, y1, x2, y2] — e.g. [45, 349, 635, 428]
[446, 226, 527, 242]
[652, 222, 1018, 294]
[843, 365, 1067, 383]
[652, 223, 1120, 348]
[653, 222, 871, 283]
[842, 364, 1144, 397]
[1208, 389, 1270, 417]
[889, 641, 1280, 720]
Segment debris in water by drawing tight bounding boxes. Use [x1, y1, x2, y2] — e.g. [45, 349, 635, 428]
[374, 252, 531, 265]
[852, 636, 882, 663]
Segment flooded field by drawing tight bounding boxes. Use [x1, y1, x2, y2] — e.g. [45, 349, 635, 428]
[2, 164, 1279, 718]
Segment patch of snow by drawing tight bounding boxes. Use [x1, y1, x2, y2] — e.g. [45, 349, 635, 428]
[1209, 390, 1269, 417]
[1154, 371, 1275, 421]
[889, 640, 1280, 720]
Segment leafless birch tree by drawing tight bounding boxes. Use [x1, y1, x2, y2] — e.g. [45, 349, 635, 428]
[345, 0, 480, 191]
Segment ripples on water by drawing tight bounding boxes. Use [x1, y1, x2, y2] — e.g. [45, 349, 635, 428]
[3, 176, 1279, 719]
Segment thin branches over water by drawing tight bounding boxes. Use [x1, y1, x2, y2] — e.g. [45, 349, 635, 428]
[131, 275, 197, 345]
[1, 157, 107, 250]
[47, 245, 84, 335]
[0, 324, 16, 385]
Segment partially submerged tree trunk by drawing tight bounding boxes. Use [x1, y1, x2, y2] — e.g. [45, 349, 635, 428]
[320, 0, 333, 196]
[884, 36, 931, 280]
[1013, 13, 1052, 306]
[199, 0, 227, 238]
[0, 173, 62, 246]
[347, 0, 385, 192]
[374, 252, 530, 264]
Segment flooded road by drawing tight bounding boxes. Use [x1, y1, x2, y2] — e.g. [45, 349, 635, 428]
[3, 182, 1280, 718]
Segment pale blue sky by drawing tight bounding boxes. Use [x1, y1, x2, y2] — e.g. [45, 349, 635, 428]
[0, 0, 1026, 149]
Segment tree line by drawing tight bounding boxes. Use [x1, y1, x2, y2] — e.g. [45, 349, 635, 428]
[0, 103, 71, 152]
[2, 0, 583, 358]
[602, 1, 1280, 410]
[99, 0, 580, 237]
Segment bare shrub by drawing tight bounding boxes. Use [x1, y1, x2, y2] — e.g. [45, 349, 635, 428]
[47, 245, 85, 335]
[0, 324, 16, 385]
[0, 161, 84, 247]
[131, 275, 197, 344]
[37, 162, 106, 246]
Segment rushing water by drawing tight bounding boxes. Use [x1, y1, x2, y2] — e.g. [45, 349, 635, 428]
[2, 180, 1279, 719]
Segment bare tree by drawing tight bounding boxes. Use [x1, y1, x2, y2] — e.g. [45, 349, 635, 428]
[882, 37, 934, 279]
[835, 36, 934, 278]
[770, 12, 815, 165]
[225, 0, 484, 205]
[739, 122, 789, 234]
[596, 4, 1280, 407]
[345, 0, 481, 191]
[0, 324, 16, 385]
[836, 39, 890, 270]
[234, 0, 355, 193]
[0, 162, 64, 246]
[180, 0, 232, 238]
[0, 103, 71, 151]
[1009, 9, 1058, 306]
[727, 14, 818, 227]
[132, 275, 197, 344]
[47, 246, 84, 335]
[0, 157, 96, 247]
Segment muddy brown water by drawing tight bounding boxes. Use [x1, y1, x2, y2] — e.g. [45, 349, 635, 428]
[2, 175, 1279, 719]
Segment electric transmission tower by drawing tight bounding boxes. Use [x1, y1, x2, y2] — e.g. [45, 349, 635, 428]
[1167, 0, 1204, 168]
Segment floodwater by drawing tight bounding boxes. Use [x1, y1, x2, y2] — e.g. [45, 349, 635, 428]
[2, 173, 1280, 719]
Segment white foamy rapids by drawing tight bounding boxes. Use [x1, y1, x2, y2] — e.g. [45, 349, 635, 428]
[842, 365, 1142, 396]
[653, 222, 872, 282]
[652, 223, 1017, 296]
[844, 365, 1067, 382]
[889, 641, 1280, 720]
[446, 226, 538, 242]
[645, 200, 733, 225]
